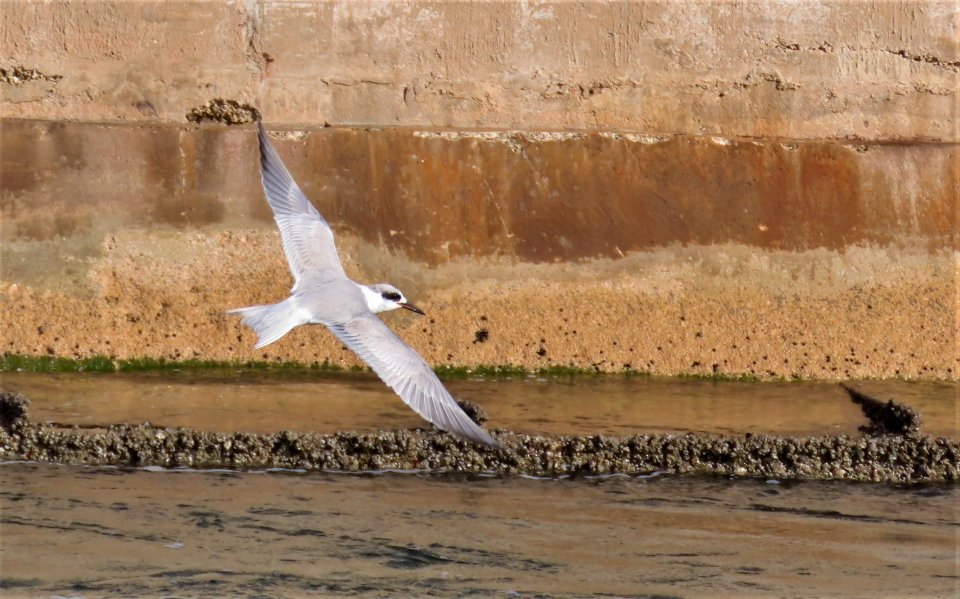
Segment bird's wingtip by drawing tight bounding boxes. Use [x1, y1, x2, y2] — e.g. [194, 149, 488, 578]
[473, 429, 502, 450]
[485, 437, 503, 450]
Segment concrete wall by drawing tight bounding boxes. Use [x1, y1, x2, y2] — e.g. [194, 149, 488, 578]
[3, 0, 958, 139]
[1, 1, 958, 379]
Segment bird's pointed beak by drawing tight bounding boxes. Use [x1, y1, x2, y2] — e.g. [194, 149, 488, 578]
[400, 302, 426, 316]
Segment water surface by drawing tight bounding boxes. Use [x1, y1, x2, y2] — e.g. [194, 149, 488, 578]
[2, 373, 957, 596]
[7, 370, 960, 437]
[6, 370, 956, 438]
[1, 463, 956, 598]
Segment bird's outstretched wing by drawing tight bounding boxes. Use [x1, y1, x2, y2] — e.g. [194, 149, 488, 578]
[257, 122, 346, 289]
[328, 313, 500, 447]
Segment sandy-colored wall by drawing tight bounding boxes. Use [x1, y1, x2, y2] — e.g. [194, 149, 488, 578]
[3, 0, 957, 139]
[1, 1, 958, 380]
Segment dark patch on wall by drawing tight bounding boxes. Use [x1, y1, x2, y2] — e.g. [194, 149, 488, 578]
[47, 121, 87, 171]
[922, 145, 960, 245]
[290, 129, 951, 262]
[189, 128, 230, 195]
[1, 121, 94, 240]
[1, 120, 955, 259]
[0, 122, 40, 196]
[755, 142, 863, 249]
[149, 192, 226, 228]
[143, 126, 225, 227]
[143, 126, 181, 197]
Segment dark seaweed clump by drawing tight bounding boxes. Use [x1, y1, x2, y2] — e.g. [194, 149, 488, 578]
[842, 383, 922, 437]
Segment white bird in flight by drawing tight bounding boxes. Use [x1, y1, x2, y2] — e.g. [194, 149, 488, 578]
[228, 122, 499, 447]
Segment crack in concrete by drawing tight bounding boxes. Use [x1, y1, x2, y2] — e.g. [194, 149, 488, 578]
[241, 0, 266, 83]
[734, 71, 800, 92]
[911, 82, 954, 96]
[774, 39, 835, 53]
[321, 78, 392, 87]
[0, 66, 63, 86]
[887, 49, 960, 72]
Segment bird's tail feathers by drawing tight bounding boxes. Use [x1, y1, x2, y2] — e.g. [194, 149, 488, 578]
[226, 300, 303, 349]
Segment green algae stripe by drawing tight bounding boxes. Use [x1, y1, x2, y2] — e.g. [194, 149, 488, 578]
[0, 354, 585, 377]
[0, 353, 763, 381]
[0, 355, 118, 373]
[0, 354, 339, 374]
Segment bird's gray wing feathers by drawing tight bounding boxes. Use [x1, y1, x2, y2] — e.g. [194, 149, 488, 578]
[328, 314, 499, 447]
[258, 122, 346, 289]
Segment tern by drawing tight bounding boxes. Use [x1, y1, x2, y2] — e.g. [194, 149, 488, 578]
[228, 122, 499, 447]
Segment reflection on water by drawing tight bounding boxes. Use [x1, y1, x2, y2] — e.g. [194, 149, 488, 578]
[2, 370, 957, 438]
[1, 462, 956, 597]
[8, 370, 958, 438]
[851, 379, 959, 439]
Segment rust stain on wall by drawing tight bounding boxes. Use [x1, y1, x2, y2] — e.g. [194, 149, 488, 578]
[3, 121, 957, 263]
[253, 128, 958, 262]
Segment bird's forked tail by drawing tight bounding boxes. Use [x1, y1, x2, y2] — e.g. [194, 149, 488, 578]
[226, 299, 304, 349]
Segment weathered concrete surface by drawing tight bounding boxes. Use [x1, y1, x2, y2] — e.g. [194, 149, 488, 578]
[1, 1, 958, 380]
[2, 1, 957, 140]
[1, 121, 957, 379]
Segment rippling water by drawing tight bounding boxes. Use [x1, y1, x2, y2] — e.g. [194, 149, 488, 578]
[2, 463, 957, 598]
[1, 372, 957, 596]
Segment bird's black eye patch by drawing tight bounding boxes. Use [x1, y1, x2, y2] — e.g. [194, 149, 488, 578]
[381, 291, 402, 301]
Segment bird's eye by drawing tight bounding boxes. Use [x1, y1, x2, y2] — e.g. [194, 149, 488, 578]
[381, 291, 402, 301]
